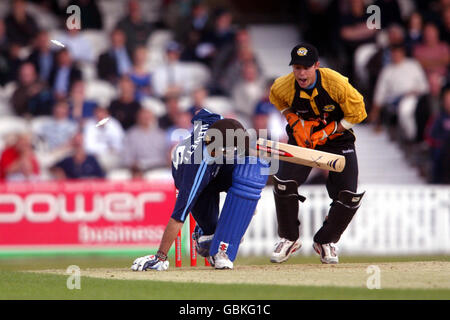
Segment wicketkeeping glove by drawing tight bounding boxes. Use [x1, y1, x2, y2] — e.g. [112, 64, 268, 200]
[286, 113, 320, 148]
[310, 121, 342, 148]
[131, 252, 169, 271]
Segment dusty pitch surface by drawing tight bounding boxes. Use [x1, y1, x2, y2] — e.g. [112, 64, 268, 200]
[35, 261, 449, 289]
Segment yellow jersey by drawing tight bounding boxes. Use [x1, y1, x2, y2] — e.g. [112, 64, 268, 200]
[269, 68, 367, 144]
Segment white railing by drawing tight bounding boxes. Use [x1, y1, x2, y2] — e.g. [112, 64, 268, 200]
[239, 185, 450, 256]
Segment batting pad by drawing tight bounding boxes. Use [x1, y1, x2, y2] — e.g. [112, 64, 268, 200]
[210, 157, 269, 261]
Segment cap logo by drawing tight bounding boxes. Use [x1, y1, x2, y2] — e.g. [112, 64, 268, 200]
[297, 47, 308, 56]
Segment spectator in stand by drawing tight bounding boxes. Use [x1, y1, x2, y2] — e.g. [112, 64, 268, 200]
[36, 99, 78, 152]
[68, 0, 103, 30]
[122, 108, 169, 178]
[211, 27, 261, 95]
[0, 19, 7, 53]
[0, 42, 24, 85]
[427, 87, 450, 183]
[116, 0, 154, 56]
[440, 6, 450, 44]
[366, 24, 406, 111]
[373, 0, 403, 29]
[369, 44, 430, 141]
[231, 61, 265, 128]
[152, 41, 191, 98]
[67, 80, 97, 124]
[51, 132, 105, 180]
[0, 132, 40, 181]
[56, 28, 95, 63]
[27, 30, 57, 83]
[129, 45, 152, 101]
[339, 0, 378, 81]
[97, 28, 132, 84]
[167, 110, 193, 148]
[187, 86, 208, 116]
[197, 8, 235, 67]
[83, 104, 124, 171]
[405, 12, 423, 56]
[11, 62, 52, 117]
[219, 43, 262, 95]
[5, 0, 39, 48]
[108, 76, 141, 130]
[174, 2, 210, 44]
[413, 22, 450, 84]
[48, 48, 82, 100]
[252, 79, 286, 142]
[158, 90, 182, 130]
[176, 3, 211, 63]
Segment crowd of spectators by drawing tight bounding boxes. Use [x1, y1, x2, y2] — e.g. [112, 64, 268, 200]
[0, 0, 448, 183]
[0, 0, 282, 182]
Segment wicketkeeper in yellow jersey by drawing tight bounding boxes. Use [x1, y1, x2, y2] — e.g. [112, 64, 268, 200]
[269, 43, 367, 264]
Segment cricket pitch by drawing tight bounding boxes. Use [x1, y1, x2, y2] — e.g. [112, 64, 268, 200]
[35, 261, 449, 289]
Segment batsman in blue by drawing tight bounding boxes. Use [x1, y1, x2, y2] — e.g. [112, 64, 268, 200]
[131, 109, 269, 270]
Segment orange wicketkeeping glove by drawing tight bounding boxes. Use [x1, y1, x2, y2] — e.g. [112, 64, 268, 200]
[286, 113, 320, 148]
[310, 121, 342, 148]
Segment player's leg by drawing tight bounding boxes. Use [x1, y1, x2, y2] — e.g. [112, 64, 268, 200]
[313, 144, 365, 264]
[271, 159, 310, 263]
[209, 157, 269, 269]
[191, 164, 234, 258]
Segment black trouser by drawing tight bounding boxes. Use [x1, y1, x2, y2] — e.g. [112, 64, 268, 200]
[274, 139, 359, 242]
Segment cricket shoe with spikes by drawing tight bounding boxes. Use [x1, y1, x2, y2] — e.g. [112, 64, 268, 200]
[209, 251, 234, 270]
[270, 238, 302, 263]
[313, 242, 339, 264]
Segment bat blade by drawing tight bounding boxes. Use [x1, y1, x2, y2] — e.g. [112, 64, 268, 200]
[256, 138, 346, 172]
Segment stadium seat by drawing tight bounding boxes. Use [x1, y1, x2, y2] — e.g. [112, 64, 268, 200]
[144, 168, 173, 182]
[81, 30, 110, 61]
[79, 61, 98, 81]
[85, 80, 117, 107]
[354, 43, 378, 88]
[183, 62, 211, 92]
[106, 168, 132, 181]
[203, 96, 233, 115]
[140, 97, 166, 117]
[0, 116, 29, 151]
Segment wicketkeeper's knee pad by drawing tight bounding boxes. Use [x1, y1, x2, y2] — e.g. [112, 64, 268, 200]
[314, 190, 365, 244]
[209, 157, 269, 261]
[273, 176, 306, 241]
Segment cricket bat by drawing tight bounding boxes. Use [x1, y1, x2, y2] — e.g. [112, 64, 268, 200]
[256, 138, 346, 172]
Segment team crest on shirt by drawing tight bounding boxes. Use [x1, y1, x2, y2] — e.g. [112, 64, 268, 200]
[323, 105, 335, 112]
[297, 47, 308, 56]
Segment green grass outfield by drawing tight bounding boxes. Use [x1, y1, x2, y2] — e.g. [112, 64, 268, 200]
[0, 255, 449, 300]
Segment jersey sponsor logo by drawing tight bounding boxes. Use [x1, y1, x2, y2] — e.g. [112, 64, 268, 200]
[297, 47, 308, 56]
[342, 149, 354, 154]
[323, 105, 335, 112]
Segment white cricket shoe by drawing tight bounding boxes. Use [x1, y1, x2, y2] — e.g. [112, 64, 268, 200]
[211, 251, 234, 270]
[313, 242, 339, 264]
[270, 238, 302, 263]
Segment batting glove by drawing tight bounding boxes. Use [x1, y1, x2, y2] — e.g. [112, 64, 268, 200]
[192, 225, 213, 258]
[131, 252, 169, 271]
